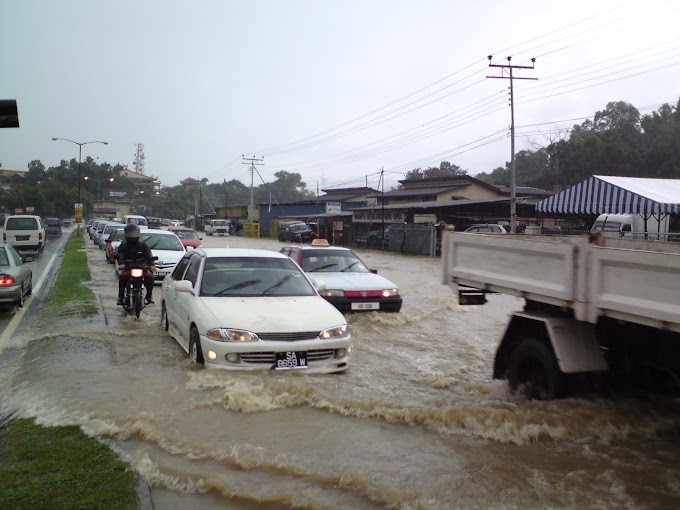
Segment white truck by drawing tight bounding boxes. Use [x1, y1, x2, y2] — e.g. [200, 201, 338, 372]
[204, 219, 231, 236]
[441, 229, 680, 399]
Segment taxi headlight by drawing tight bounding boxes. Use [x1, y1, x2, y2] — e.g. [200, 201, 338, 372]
[207, 329, 259, 342]
[322, 289, 345, 298]
[382, 288, 399, 297]
[319, 325, 349, 340]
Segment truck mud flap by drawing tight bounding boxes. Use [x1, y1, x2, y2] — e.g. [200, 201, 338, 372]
[458, 286, 487, 305]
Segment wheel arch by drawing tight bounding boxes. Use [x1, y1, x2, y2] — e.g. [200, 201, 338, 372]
[494, 314, 552, 380]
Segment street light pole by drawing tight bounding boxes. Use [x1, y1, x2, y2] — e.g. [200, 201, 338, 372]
[52, 137, 109, 203]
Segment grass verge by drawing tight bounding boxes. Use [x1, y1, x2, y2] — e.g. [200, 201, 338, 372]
[0, 419, 139, 510]
[42, 231, 99, 320]
[0, 231, 142, 510]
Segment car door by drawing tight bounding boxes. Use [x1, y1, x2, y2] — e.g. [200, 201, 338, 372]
[173, 253, 203, 344]
[165, 255, 191, 342]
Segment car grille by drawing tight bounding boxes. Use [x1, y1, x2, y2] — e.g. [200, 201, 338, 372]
[257, 331, 320, 341]
[240, 349, 335, 364]
[344, 290, 384, 298]
[155, 262, 176, 270]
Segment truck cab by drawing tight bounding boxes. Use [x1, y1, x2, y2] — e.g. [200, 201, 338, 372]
[205, 219, 230, 236]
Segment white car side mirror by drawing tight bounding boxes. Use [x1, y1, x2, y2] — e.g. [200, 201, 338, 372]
[175, 280, 195, 294]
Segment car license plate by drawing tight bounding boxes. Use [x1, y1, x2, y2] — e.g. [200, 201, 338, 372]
[351, 302, 380, 311]
[275, 351, 308, 370]
[15, 235, 29, 241]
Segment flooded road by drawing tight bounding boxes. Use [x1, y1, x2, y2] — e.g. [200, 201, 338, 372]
[1, 233, 679, 509]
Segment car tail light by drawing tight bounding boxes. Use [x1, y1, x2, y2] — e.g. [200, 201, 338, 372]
[39, 232, 43, 240]
[2, 233, 5, 242]
[0, 275, 15, 286]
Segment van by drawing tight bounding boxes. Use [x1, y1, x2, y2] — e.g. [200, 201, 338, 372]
[3, 215, 46, 255]
[122, 215, 149, 229]
[591, 213, 670, 240]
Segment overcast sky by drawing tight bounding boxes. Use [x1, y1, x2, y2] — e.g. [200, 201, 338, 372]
[1, 0, 679, 193]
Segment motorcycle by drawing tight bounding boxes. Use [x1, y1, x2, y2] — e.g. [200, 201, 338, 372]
[121, 256, 157, 318]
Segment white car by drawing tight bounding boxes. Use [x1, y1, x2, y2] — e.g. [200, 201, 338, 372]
[160, 248, 351, 373]
[115, 229, 186, 283]
[280, 242, 402, 313]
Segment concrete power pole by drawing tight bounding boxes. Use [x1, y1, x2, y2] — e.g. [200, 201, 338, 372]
[487, 55, 537, 233]
[241, 155, 264, 221]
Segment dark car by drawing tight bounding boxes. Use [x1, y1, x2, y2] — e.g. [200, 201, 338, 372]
[45, 217, 63, 237]
[278, 221, 317, 243]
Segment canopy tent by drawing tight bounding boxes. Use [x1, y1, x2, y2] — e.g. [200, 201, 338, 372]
[536, 175, 680, 216]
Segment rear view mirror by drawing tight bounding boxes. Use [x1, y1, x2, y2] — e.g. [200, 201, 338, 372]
[22, 256, 34, 263]
[370, 269, 378, 274]
[175, 280, 195, 294]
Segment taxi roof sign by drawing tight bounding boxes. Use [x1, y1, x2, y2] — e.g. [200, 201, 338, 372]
[311, 239, 330, 246]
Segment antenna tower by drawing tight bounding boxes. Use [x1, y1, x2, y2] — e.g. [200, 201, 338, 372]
[134, 143, 146, 175]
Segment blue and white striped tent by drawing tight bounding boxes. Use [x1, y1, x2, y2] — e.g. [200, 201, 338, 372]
[536, 175, 680, 215]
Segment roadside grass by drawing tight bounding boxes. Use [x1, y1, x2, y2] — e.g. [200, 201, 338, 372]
[42, 232, 99, 320]
[0, 418, 139, 510]
[0, 231, 142, 510]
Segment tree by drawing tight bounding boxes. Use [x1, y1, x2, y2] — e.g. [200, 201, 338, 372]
[405, 161, 467, 180]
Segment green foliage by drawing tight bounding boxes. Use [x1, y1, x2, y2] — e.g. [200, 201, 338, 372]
[42, 233, 98, 321]
[405, 161, 467, 180]
[0, 419, 140, 510]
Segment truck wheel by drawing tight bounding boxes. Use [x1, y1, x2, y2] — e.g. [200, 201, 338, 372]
[507, 338, 564, 400]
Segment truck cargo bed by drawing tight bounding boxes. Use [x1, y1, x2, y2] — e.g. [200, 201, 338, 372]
[441, 232, 680, 333]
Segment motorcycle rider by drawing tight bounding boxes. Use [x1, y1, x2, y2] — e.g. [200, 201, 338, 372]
[116, 223, 157, 305]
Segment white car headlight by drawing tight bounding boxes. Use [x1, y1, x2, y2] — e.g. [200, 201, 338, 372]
[319, 325, 349, 340]
[382, 288, 399, 297]
[322, 289, 345, 298]
[207, 328, 259, 342]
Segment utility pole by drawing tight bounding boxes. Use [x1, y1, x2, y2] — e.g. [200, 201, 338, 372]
[225, 191, 228, 220]
[380, 167, 385, 250]
[241, 155, 264, 221]
[487, 55, 537, 233]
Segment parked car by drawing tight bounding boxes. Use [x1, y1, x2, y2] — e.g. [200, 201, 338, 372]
[280, 240, 402, 313]
[105, 228, 125, 264]
[115, 229, 186, 283]
[278, 221, 316, 243]
[98, 222, 124, 250]
[464, 224, 508, 234]
[168, 227, 203, 250]
[3, 215, 46, 256]
[160, 248, 351, 372]
[0, 244, 33, 308]
[45, 217, 63, 237]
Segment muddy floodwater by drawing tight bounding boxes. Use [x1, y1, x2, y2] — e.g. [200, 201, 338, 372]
[1, 233, 679, 509]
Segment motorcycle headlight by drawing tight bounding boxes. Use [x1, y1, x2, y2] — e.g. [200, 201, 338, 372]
[319, 325, 349, 340]
[207, 329, 259, 342]
[382, 288, 399, 297]
[130, 268, 144, 278]
[322, 289, 345, 298]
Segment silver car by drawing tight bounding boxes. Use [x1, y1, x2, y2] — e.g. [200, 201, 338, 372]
[0, 245, 33, 308]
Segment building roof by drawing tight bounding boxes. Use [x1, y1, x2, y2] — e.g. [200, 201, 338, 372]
[495, 185, 553, 197]
[377, 185, 464, 198]
[352, 197, 512, 210]
[536, 175, 680, 215]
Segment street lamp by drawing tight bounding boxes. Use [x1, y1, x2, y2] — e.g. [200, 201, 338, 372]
[85, 176, 114, 203]
[51, 138, 108, 203]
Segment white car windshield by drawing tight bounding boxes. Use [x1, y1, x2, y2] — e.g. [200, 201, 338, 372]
[140, 233, 184, 251]
[200, 257, 316, 297]
[301, 249, 369, 273]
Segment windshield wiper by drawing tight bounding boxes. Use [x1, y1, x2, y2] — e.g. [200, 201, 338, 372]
[341, 262, 360, 272]
[214, 279, 261, 295]
[309, 263, 337, 272]
[261, 274, 293, 296]
[146, 239, 161, 250]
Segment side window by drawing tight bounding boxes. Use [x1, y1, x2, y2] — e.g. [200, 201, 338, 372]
[171, 256, 191, 280]
[183, 255, 202, 286]
[8, 246, 23, 266]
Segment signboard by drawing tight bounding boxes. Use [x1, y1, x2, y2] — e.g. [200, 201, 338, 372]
[14, 208, 23, 214]
[326, 202, 342, 214]
[26, 206, 34, 213]
[74, 203, 83, 224]
[352, 209, 404, 223]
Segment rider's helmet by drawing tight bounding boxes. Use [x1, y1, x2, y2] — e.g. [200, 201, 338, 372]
[124, 223, 141, 244]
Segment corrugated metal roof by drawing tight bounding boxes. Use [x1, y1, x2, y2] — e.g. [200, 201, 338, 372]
[352, 198, 510, 210]
[536, 175, 680, 215]
[380, 186, 463, 197]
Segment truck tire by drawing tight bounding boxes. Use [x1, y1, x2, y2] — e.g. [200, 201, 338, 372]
[507, 338, 565, 400]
